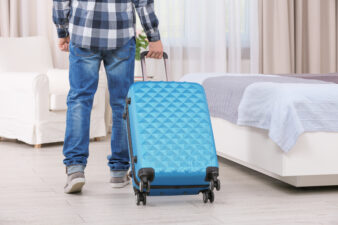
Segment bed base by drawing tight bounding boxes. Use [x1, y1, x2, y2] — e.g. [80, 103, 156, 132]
[218, 152, 338, 187]
[211, 117, 338, 187]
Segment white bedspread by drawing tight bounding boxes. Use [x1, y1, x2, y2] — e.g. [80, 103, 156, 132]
[237, 82, 338, 152]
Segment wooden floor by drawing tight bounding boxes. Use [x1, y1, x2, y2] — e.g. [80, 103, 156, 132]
[0, 137, 338, 225]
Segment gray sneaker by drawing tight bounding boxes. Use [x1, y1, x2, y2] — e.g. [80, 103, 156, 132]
[110, 174, 130, 188]
[64, 172, 85, 194]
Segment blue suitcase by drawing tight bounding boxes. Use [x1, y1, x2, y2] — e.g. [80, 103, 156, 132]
[123, 52, 220, 205]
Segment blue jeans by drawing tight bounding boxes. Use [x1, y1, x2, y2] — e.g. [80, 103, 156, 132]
[63, 38, 135, 176]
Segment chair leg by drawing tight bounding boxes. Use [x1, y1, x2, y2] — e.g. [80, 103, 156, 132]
[34, 144, 42, 149]
[94, 137, 101, 142]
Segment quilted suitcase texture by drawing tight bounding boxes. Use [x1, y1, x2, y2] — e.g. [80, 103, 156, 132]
[123, 52, 220, 205]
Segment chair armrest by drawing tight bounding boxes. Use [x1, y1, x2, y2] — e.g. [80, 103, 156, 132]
[0, 72, 49, 122]
[47, 69, 107, 93]
[0, 72, 48, 92]
[47, 69, 69, 94]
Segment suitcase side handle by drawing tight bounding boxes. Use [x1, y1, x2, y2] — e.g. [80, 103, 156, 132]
[140, 51, 169, 81]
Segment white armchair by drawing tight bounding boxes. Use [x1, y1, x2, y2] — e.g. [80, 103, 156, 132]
[0, 36, 107, 147]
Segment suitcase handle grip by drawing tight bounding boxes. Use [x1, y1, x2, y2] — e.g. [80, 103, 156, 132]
[140, 51, 169, 81]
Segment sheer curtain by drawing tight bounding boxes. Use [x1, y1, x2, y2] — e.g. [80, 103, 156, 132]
[0, 0, 68, 69]
[0, 0, 260, 78]
[154, 0, 260, 80]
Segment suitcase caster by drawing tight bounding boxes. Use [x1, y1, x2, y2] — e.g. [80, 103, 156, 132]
[209, 190, 215, 203]
[202, 191, 208, 203]
[139, 180, 150, 193]
[210, 179, 221, 191]
[135, 191, 147, 206]
[215, 179, 221, 191]
[202, 190, 215, 204]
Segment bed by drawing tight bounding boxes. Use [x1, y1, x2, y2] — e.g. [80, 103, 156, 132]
[181, 73, 338, 187]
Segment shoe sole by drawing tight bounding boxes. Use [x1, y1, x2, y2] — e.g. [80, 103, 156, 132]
[111, 179, 130, 188]
[64, 178, 85, 194]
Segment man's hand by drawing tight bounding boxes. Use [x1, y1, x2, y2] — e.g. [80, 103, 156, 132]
[58, 36, 70, 52]
[147, 40, 163, 59]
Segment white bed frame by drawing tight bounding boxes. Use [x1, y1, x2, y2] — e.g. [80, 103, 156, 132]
[211, 117, 338, 187]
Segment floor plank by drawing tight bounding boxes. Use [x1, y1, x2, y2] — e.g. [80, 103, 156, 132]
[0, 136, 337, 225]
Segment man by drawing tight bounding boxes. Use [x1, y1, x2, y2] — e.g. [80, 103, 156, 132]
[53, 0, 163, 194]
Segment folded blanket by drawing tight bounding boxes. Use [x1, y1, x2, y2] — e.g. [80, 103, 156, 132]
[202, 74, 338, 152]
[237, 83, 338, 151]
[202, 75, 328, 124]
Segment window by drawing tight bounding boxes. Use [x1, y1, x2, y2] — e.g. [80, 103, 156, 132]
[137, 0, 251, 47]
[225, 0, 251, 47]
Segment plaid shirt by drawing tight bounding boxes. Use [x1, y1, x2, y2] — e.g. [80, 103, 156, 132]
[53, 0, 160, 50]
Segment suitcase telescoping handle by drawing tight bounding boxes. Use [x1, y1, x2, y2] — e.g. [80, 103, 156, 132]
[140, 51, 169, 81]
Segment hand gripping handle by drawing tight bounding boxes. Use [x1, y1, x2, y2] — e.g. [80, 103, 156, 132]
[140, 51, 169, 81]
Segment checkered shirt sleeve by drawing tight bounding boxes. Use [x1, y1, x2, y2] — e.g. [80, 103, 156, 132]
[53, 0, 70, 38]
[132, 0, 160, 42]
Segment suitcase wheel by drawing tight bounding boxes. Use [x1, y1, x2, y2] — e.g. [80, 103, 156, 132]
[139, 180, 150, 193]
[202, 190, 215, 204]
[215, 179, 221, 191]
[139, 181, 144, 192]
[142, 193, 147, 205]
[203, 192, 208, 203]
[210, 179, 221, 192]
[135, 191, 147, 206]
[209, 191, 215, 203]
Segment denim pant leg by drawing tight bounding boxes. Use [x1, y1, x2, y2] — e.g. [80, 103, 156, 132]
[63, 43, 102, 171]
[103, 38, 136, 172]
